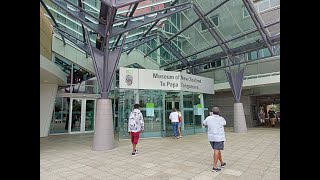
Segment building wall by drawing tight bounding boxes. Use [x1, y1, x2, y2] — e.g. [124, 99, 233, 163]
[52, 36, 96, 73]
[205, 89, 256, 128]
[40, 7, 53, 61]
[40, 84, 58, 137]
[199, 56, 280, 83]
[40, 7, 66, 137]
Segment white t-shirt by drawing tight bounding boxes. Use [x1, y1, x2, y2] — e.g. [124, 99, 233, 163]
[169, 112, 179, 123]
[203, 114, 226, 142]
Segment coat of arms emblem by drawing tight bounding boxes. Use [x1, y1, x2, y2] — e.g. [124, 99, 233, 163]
[125, 74, 133, 86]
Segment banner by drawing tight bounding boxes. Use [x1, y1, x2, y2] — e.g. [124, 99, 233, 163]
[119, 67, 214, 94]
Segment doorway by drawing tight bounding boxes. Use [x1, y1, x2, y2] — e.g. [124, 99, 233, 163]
[165, 92, 181, 137]
[69, 98, 96, 133]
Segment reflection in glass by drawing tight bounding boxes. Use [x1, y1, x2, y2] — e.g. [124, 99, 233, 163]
[71, 99, 82, 132]
[85, 100, 95, 131]
[50, 97, 70, 134]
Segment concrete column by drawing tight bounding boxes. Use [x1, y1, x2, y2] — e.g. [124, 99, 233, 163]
[233, 103, 247, 133]
[93, 98, 114, 151]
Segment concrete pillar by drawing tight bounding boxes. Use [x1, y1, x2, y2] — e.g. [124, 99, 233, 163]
[93, 98, 114, 151]
[233, 103, 247, 133]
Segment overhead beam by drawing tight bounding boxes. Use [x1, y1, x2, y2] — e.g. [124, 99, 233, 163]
[64, 0, 106, 24]
[121, 35, 157, 52]
[112, 2, 139, 50]
[111, 3, 191, 37]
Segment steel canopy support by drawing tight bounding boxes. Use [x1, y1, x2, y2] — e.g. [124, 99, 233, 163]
[242, 0, 274, 56]
[112, 2, 139, 50]
[225, 68, 247, 133]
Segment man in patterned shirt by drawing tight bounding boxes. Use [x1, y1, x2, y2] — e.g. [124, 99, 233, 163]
[128, 104, 144, 156]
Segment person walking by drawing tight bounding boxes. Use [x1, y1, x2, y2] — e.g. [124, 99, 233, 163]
[169, 107, 179, 139]
[128, 104, 144, 156]
[258, 108, 266, 126]
[203, 107, 226, 172]
[268, 107, 276, 127]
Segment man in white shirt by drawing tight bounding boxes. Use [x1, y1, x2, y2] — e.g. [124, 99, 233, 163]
[169, 108, 179, 139]
[203, 107, 226, 172]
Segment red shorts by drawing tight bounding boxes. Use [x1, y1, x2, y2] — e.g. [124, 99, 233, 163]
[131, 132, 140, 144]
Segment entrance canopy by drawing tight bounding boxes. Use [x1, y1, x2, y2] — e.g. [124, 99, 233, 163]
[41, 0, 280, 74]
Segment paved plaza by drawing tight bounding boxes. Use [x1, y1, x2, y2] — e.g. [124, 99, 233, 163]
[40, 127, 280, 180]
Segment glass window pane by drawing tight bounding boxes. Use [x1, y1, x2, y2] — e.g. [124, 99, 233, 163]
[263, 48, 271, 57]
[71, 99, 82, 132]
[248, 51, 258, 60]
[50, 97, 70, 134]
[258, 0, 270, 12]
[211, 15, 219, 26]
[270, 0, 280, 8]
[85, 100, 95, 131]
[54, 56, 72, 84]
[243, 7, 249, 18]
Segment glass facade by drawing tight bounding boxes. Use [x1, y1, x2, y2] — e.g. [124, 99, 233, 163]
[54, 55, 97, 94]
[116, 89, 208, 139]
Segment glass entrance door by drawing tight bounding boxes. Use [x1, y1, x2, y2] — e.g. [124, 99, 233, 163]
[69, 98, 96, 133]
[165, 93, 180, 137]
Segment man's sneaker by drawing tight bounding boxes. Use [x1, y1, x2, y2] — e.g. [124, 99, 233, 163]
[221, 162, 226, 168]
[212, 167, 221, 172]
[135, 150, 138, 154]
[132, 152, 137, 156]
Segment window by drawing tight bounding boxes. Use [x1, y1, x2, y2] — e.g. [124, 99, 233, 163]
[248, 51, 258, 60]
[243, 7, 250, 18]
[203, 60, 221, 70]
[201, 15, 219, 31]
